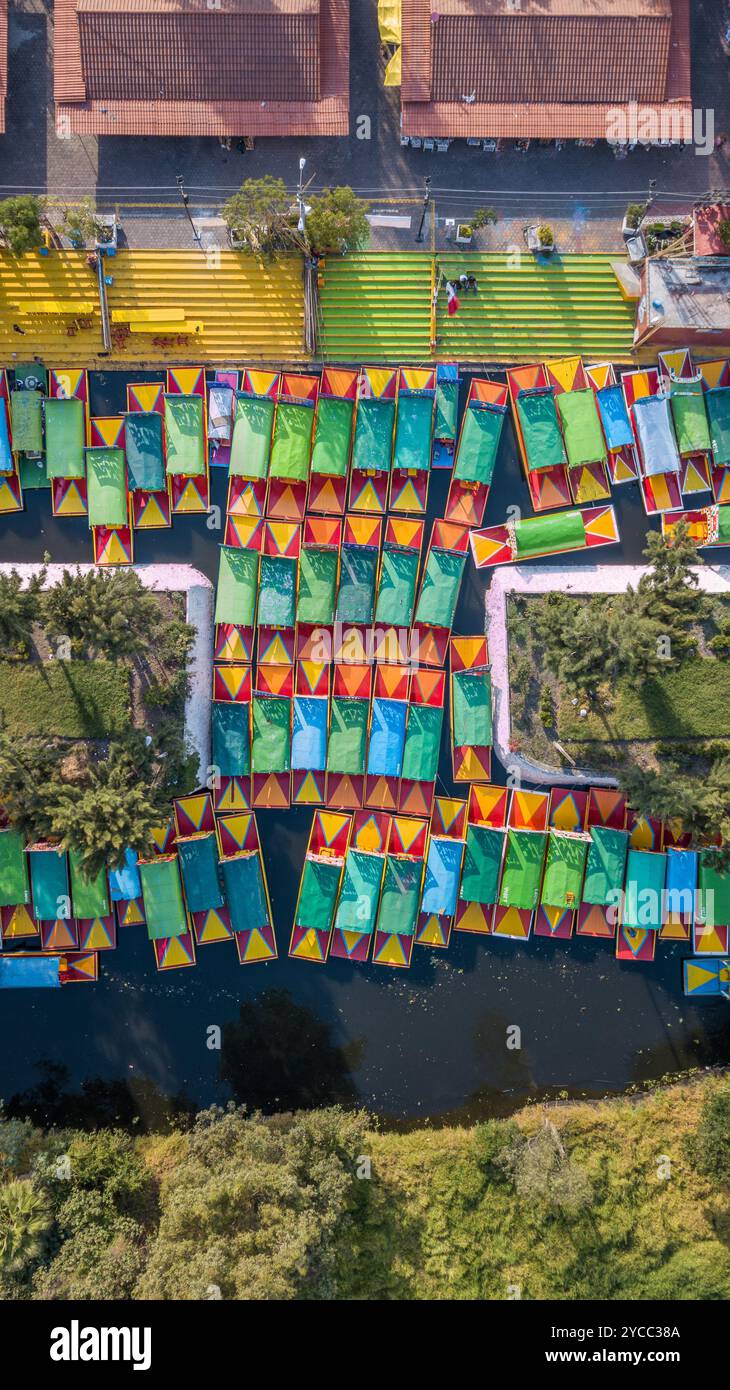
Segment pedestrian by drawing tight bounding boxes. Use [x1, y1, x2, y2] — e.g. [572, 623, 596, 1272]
[467, 273, 478, 295]
[446, 280, 460, 317]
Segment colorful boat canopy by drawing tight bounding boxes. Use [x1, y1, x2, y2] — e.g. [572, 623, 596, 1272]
[334, 849, 384, 935]
[252, 696, 291, 774]
[513, 508, 587, 559]
[596, 384, 634, 450]
[452, 667, 492, 747]
[45, 397, 85, 480]
[498, 829, 547, 910]
[222, 852, 270, 935]
[139, 857, 188, 940]
[581, 827, 628, 906]
[270, 400, 314, 482]
[376, 857, 421, 936]
[212, 701, 250, 777]
[623, 849, 666, 930]
[516, 389, 567, 472]
[215, 546, 259, 627]
[414, 547, 465, 629]
[540, 831, 589, 908]
[86, 447, 127, 528]
[297, 548, 338, 625]
[421, 837, 462, 917]
[698, 850, 730, 928]
[556, 389, 607, 468]
[125, 411, 165, 492]
[0, 829, 30, 907]
[292, 697, 328, 772]
[352, 397, 395, 475]
[0, 955, 61, 989]
[311, 395, 354, 478]
[230, 393, 275, 479]
[28, 847, 69, 921]
[706, 387, 730, 466]
[164, 394, 205, 476]
[11, 391, 43, 453]
[394, 393, 433, 473]
[460, 824, 504, 906]
[669, 381, 711, 456]
[177, 833, 224, 914]
[375, 547, 419, 627]
[401, 703, 443, 783]
[453, 399, 505, 485]
[69, 848, 109, 920]
[327, 698, 368, 775]
[633, 395, 680, 476]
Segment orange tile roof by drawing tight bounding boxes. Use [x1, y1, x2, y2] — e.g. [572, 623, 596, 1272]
[0, 0, 7, 135]
[55, 0, 349, 136]
[401, 0, 691, 140]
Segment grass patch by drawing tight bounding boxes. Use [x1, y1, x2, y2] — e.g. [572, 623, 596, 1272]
[0, 660, 130, 738]
[558, 658, 730, 743]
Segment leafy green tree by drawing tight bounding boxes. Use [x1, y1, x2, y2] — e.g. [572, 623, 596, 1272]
[0, 196, 45, 254]
[620, 761, 730, 850]
[0, 735, 60, 843]
[222, 176, 301, 255]
[47, 743, 168, 878]
[0, 568, 45, 655]
[0, 1180, 52, 1277]
[687, 1080, 730, 1183]
[306, 187, 370, 255]
[42, 568, 164, 660]
[638, 523, 708, 659]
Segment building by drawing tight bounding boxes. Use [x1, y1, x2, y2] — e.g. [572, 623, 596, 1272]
[634, 257, 730, 351]
[54, 0, 349, 138]
[400, 0, 691, 145]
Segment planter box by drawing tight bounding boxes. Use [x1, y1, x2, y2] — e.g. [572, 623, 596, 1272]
[456, 225, 473, 245]
[94, 214, 118, 251]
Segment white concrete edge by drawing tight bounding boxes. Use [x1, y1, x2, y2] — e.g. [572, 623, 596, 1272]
[486, 562, 730, 788]
[0, 563, 213, 784]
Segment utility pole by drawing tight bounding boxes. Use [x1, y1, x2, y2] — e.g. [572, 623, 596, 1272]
[176, 174, 203, 248]
[415, 176, 432, 243]
[296, 156, 308, 235]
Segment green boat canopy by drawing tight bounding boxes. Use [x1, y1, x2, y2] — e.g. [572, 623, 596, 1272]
[10, 391, 43, 454]
[623, 849, 666, 930]
[177, 833, 224, 914]
[582, 827, 629, 906]
[124, 412, 165, 492]
[394, 394, 434, 473]
[460, 825, 505, 907]
[452, 668, 492, 747]
[375, 547, 419, 627]
[296, 856, 342, 929]
[223, 853, 269, 933]
[229, 394, 275, 479]
[698, 850, 730, 928]
[556, 389, 607, 468]
[454, 403, 505, 485]
[334, 849, 384, 935]
[376, 857, 422, 937]
[69, 847, 109, 920]
[45, 397, 85, 480]
[257, 555, 296, 629]
[498, 829, 547, 910]
[310, 396, 353, 477]
[670, 381, 711, 455]
[215, 545, 259, 627]
[513, 509, 586, 560]
[252, 696, 291, 774]
[435, 379, 459, 443]
[269, 401, 314, 481]
[352, 397, 395, 475]
[414, 547, 465, 628]
[86, 447, 127, 528]
[540, 831, 589, 908]
[401, 702, 443, 783]
[0, 829, 30, 907]
[706, 388, 730, 466]
[336, 545, 378, 624]
[327, 697, 369, 775]
[516, 389, 567, 472]
[164, 395, 205, 476]
[139, 857, 187, 940]
[28, 847, 69, 922]
[297, 548, 338, 625]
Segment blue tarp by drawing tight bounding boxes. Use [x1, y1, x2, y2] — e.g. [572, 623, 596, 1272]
[367, 698, 408, 777]
[665, 848, 698, 921]
[0, 955, 61, 988]
[292, 697, 328, 772]
[420, 837, 462, 917]
[0, 405, 12, 472]
[596, 385, 634, 450]
[632, 395, 680, 476]
[108, 849, 141, 903]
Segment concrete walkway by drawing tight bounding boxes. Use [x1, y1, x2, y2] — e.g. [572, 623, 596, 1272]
[486, 562, 730, 788]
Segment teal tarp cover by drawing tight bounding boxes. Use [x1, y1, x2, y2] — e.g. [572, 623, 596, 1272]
[211, 701, 250, 777]
[394, 393, 434, 472]
[454, 404, 504, 485]
[29, 847, 69, 922]
[375, 547, 419, 626]
[124, 411, 165, 492]
[310, 395, 353, 477]
[706, 387, 730, 466]
[623, 849, 666, 930]
[336, 545, 378, 623]
[334, 850, 384, 934]
[414, 547, 465, 628]
[297, 548, 338, 625]
[460, 825, 504, 906]
[352, 397, 395, 474]
[177, 833, 224, 914]
[257, 555, 297, 628]
[223, 853, 269, 933]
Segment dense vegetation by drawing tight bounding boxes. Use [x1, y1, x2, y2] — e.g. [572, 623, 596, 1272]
[0, 1077, 728, 1300]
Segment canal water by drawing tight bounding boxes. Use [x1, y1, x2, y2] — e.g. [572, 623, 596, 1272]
[0, 370, 727, 1131]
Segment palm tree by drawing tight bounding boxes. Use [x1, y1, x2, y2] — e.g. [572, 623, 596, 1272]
[0, 1180, 52, 1276]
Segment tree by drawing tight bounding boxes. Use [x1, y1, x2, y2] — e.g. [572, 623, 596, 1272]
[221, 177, 302, 255]
[620, 760, 730, 851]
[61, 199, 104, 247]
[500, 1121, 593, 1216]
[306, 187, 370, 255]
[0, 1180, 52, 1277]
[0, 196, 45, 255]
[638, 523, 708, 659]
[0, 568, 45, 655]
[0, 735, 60, 843]
[42, 568, 164, 660]
[687, 1080, 730, 1184]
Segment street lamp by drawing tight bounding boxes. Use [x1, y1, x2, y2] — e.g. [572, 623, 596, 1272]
[297, 157, 309, 234]
[416, 176, 432, 243]
[176, 173, 202, 248]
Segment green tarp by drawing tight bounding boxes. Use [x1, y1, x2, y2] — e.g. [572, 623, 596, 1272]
[582, 827, 628, 906]
[164, 395, 205, 476]
[435, 380, 458, 442]
[401, 703, 443, 782]
[394, 394, 433, 472]
[699, 850, 730, 927]
[310, 396, 353, 477]
[86, 447, 127, 528]
[45, 398, 85, 480]
[211, 701, 250, 777]
[124, 412, 165, 492]
[252, 696, 291, 773]
[177, 833, 223, 914]
[28, 847, 68, 922]
[718, 507, 730, 545]
[215, 546, 259, 626]
[10, 391, 42, 454]
[623, 849, 666, 930]
[452, 668, 492, 747]
[454, 404, 504, 485]
[540, 832, 589, 908]
[375, 857, 421, 936]
[139, 857, 187, 940]
[352, 397, 395, 474]
[556, 389, 607, 468]
[516, 389, 567, 472]
[327, 698, 368, 774]
[459, 825, 505, 906]
[257, 555, 297, 628]
[269, 400, 314, 481]
[513, 509, 587, 560]
[229, 394, 275, 478]
[18, 455, 50, 490]
[336, 545, 378, 623]
[296, 857, 341, 929]
[706, 388, 730, 467]
[297, 548, 338, 625]
[414, 547, 465, 628]
[223, 852, 269, 933]
[334, 850, 384, 934]
[69, 848, 109, 920]
[0, 829, 29, 907]
[498, 829, 547, 910]
[375, 547, 419, 626]
[670, 382, 711, 455]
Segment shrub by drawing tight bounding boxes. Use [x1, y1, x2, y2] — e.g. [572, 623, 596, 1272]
[0, 196, 45, 254]
[306, 186, 370, 255]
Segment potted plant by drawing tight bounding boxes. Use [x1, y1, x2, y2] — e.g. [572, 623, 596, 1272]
[456, 223, 473, 245]
[61, 199, 107, 249]
[537, 223, 555, 251]
[471, 208, 498, 230]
